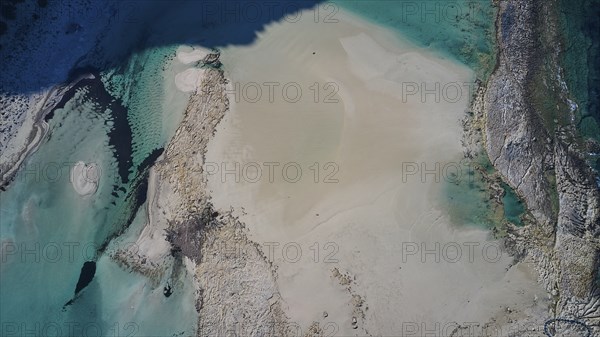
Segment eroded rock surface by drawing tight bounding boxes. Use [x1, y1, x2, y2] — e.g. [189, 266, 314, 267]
[483, 0, 600, 330]
[151, 54, 290, 336]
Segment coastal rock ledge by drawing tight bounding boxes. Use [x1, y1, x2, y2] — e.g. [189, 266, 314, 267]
[151, 53, 291, 337]
[483, 0, 600, 332]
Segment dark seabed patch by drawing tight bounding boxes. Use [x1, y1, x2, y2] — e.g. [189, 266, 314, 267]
[86, 75, 134, 184]
[74, 261, 97, 295]
[45, 70, 134, 185]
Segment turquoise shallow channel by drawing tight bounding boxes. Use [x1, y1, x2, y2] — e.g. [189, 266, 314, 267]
[339, 0, 498, 79]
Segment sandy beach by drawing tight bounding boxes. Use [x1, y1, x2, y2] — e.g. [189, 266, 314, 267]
[204, 9, 548, 336]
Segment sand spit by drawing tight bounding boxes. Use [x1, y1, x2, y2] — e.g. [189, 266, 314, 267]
[120, 50, 292, 336]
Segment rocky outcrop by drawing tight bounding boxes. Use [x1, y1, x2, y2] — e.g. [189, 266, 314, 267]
[191, 214, 290, 337]
[151, 53, 291, 337]
[484, 1, 555, 230]
[483, 0, 600, 331]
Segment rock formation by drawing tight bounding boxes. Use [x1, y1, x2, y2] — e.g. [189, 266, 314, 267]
[483, 0, 600, 332]
[150, 52, 291, 337]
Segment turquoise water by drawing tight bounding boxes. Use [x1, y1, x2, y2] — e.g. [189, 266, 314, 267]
[501, 182, 525, 226]
[441, 153, 527, 230]
[339, 0, 497, 80]
[101, 46, 178, 175]
[0, 87, 120, 326]
[440, 157, 504, 229]
[0, 47, 194, 336]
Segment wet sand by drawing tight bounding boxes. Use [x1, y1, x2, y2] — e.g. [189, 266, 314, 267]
[205, 9, 547, 336]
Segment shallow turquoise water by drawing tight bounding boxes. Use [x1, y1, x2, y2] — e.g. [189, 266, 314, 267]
[0, 47, 194, 336]
[501, 182, 525, 226]
[440, 152, 527, 230]
[1, 87, 123, 328]
[440, 158, 500, 229]
[101, 46, 178, 175]
[339, 0, 497, 79]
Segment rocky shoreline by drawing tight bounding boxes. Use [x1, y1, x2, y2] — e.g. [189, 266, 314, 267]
[145, 52, 292, 337]
[478, 0, 600, 333]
